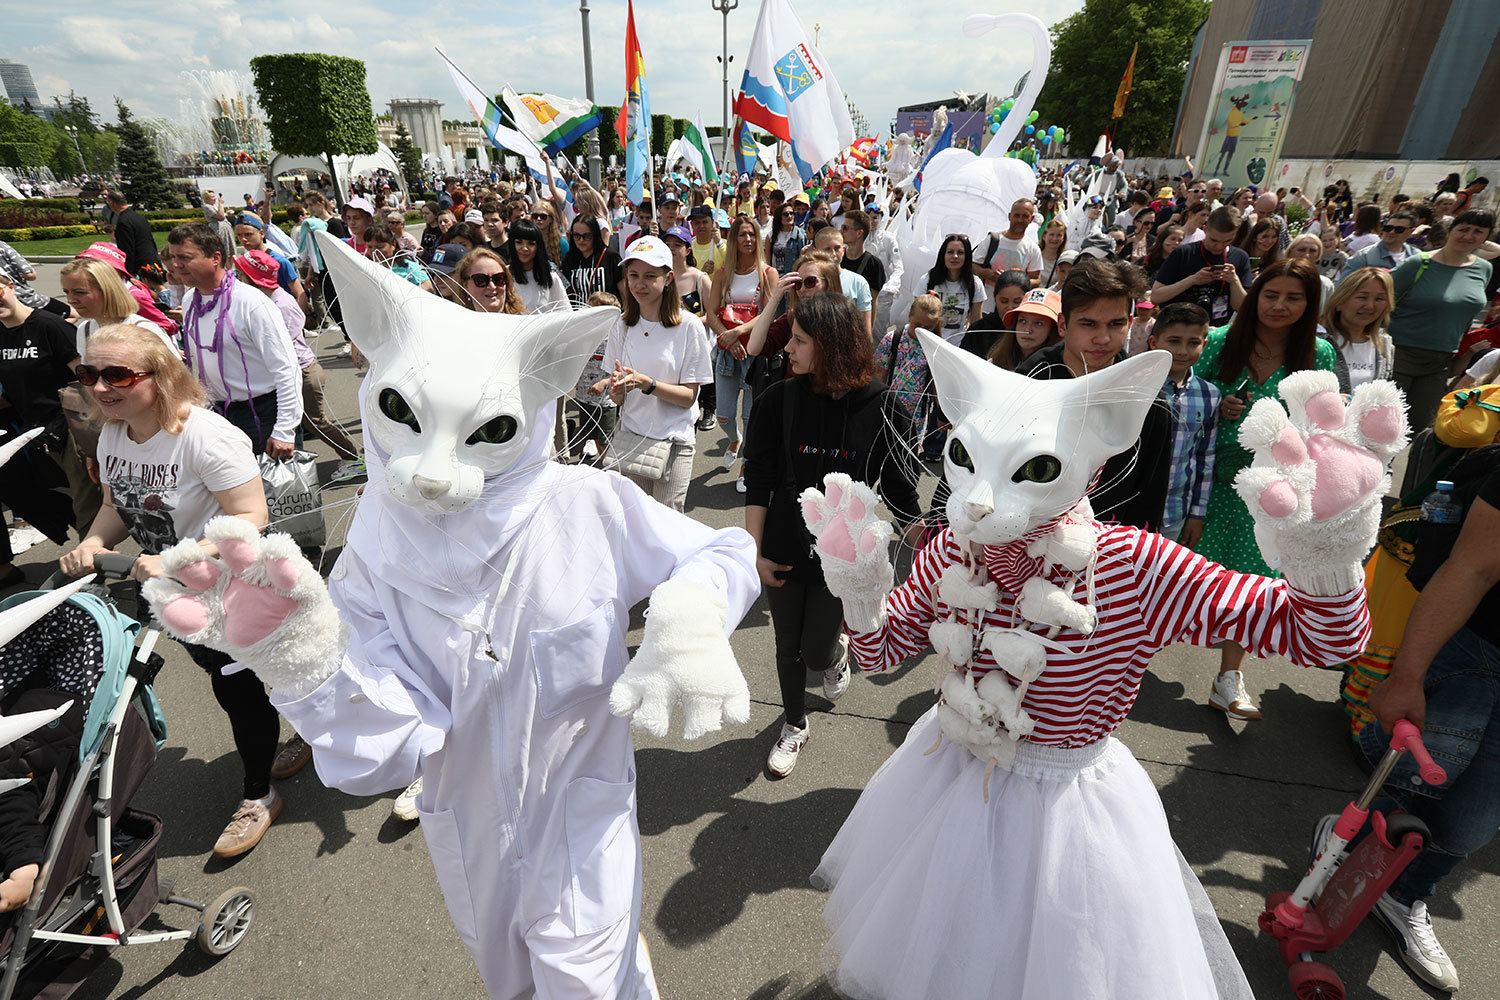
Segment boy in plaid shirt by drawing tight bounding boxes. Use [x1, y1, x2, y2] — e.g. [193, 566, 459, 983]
[1149, 302, 1219, 546]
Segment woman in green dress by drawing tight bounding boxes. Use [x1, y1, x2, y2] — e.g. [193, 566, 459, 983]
[1193, 258, 1339, 722]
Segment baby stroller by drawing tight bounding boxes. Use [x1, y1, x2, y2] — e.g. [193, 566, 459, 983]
[0, 554, 254, 1000]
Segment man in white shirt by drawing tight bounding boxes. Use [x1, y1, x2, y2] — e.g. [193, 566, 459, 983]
[973, 198, 1044, 308]
[165, 223, 302, 458]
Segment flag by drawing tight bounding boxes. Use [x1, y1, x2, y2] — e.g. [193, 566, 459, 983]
[732, 0, 854, 181]
[734, 119, 759, 178]
[848, 136, 877, 167]
[617, 0, 652, 203]
[437, 49, 560, 196]
[775, 141, 803, 193]
[684, 113, 720, 184]
[913, 120, 952, 192]
[1112, 43, 1138, 120]
[501, 86, 602, 156]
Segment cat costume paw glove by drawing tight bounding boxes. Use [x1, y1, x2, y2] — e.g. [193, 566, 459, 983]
[800, 473, 895, 632]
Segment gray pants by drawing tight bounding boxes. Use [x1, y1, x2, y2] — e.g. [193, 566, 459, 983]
[1393, 345, 1456, 433]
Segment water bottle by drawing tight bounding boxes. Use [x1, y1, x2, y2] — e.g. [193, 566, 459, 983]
[1419, 481, 1462, 525]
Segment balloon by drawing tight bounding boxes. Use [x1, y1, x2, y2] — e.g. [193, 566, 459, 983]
[1054, 129, 1065, 142]
[1026, 110, 1039, 124]
[1025, 125, 1035, 135]
[1040, 134, 1050, 145]
[991, 122, 1001, 133]
[1002, 99, 1014, 110]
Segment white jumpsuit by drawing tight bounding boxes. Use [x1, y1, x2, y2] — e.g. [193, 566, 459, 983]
[269, 455, 758, 999]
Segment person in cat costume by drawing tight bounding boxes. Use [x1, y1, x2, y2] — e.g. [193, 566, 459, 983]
[799, 285, 1409, 999]
[141, 233, 759, 1000]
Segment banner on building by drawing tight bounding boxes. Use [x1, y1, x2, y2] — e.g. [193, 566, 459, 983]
[1194, 40, 1312, 191]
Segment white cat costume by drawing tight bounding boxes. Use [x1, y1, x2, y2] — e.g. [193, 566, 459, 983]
[142, 234, 759, 1000]
[800, 332, 1408, 999]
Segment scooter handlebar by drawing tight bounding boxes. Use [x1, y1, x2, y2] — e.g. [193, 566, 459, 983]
[1393, 719, 1447, 786]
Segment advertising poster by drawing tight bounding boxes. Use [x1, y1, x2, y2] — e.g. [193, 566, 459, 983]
[1195, 40, 1312, 191]
[895, 110, 986, 150]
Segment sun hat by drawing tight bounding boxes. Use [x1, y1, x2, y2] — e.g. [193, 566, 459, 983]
[715, 209, 731, 228]
[621, 236, 671, 269]
[1002, 287, 1061, 328]
[344, 196, 376, 217]
[75, 242, 130, 277]
[233, 250, 280, 290]
[427, 243, 469, 275]
[663, 225, 694, 245]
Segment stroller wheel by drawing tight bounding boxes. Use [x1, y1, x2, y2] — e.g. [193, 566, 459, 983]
[196, 886, 254, 956]
[1288, 960, 1345, 999]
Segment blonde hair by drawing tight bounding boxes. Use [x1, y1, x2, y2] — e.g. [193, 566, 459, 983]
[708, 215, 775, 315]
[83, 324, 205, 433]
[1042, 216, 1068, 253]
[530, 200, 564, 266]
[454, 248, 524, 315]
[1288, 233, 1322, 260]
[787, 249, 842, 313]
[908, 294, 943, 332]
[1322, 267, 1395, 349]
[60, 258, 136, 323]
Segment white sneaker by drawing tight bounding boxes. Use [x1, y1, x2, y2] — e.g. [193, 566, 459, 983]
[391, 777, 422, 821]
[1371, 893, 1459, 992]
[721, 448, 738, 471]
[736, 474, 746, 494]
[581, 439, 599, 460]
[823, 635, 851, 702]
[1209, 670, 1262, 720]
[339, 343, 352, 356]
[766, 722, 810, 777]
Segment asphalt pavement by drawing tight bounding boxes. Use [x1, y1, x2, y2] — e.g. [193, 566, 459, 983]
[12, 261, 1494, 1000]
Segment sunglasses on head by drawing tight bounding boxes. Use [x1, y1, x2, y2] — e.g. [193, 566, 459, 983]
[466, 272, 507, 288]
[76, 364, 153, 388]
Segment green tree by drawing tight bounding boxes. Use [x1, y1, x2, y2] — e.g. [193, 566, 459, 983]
[0, 101, 56, 169]
[596, 105, 623, 162]
[650, 113, 670, 159]
[391, 121, 424, 192]
[1035, 0, 1208, 156]
[250, 53, 378, 207]
[114, 101, 179, 208]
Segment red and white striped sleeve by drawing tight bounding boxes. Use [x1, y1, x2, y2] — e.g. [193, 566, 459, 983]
[1128, 530, 1370, 669]
[845, 532, 958, 673]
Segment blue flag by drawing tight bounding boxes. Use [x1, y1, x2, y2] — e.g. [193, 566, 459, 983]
[913, 121, 953, 193]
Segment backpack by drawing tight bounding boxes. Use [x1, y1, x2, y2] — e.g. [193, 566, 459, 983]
[1407, 443, 1500, 590]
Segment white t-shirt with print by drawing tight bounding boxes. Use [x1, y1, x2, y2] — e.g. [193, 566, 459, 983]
[929, 276, 985, 343]
[602, 313, 714, 444]
[98, 406, 261, 556]
[1466, 348, 1500, 383]
[979, 232, 1043, 313]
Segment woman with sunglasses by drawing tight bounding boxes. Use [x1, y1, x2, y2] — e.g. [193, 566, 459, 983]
[1123, 209, 1156, 267]
[707, 217, 778, 492]
[0, 272, 96, 589]
[500, 219, 570, 314]
[453, 248, 524, 315]
[559, 214, 624, 309]
[768, 201, 808, 276]
[529, 201, 569, 268]
[59, 324, 284, 859]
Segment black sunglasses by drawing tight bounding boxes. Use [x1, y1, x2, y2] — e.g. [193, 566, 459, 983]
[466, 272, 508, 288]
[530, 212, 551, 221]
[571, 229, 594, 239]
[1382, 224, 1409, 233]
[76, 364, 154, 388]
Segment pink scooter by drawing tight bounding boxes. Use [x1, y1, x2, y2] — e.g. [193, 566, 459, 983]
[1259, 719, 1447, 999]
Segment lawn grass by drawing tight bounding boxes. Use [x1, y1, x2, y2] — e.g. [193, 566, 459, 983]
[8, 231, 172, 258]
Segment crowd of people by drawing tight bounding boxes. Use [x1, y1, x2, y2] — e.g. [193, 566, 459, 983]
[0, 150, 1496, 995]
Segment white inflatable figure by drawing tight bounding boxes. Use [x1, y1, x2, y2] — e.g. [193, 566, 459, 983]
[801, 316, 1408, 999]
[886, 133, 918, 189]
[143, 232, 759, 1000]
[890, 13, 1051, 328]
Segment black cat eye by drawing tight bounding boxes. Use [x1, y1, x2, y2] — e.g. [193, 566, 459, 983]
[378, 388, 420, 432]
[947, 437, 974, 473]
[1013, 455, 1062, 484]
[467, 414, 518, 446]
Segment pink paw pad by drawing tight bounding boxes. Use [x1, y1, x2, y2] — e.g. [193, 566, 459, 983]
[849, 494, 866, 520]
[161, 596, 210, 635]
[1271, 425, 1308, 466]
[1305, 390, 1346, 431]
[1259, 480, 1299, 518]
[801, 499, 821, 525]
[816, 511, 859, 563]
[1360, 405, 1401, 446]
[858, 526, 880, 555]
[219, 538, 257, 573]
[825, 481, 844, 508]
[177, 560, 221, 592]
[266, 558, 299, 592]
[1307, 436, 1382, 518]
[221, 578, 299, 648]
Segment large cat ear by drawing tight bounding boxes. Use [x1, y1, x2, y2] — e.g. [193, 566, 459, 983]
[519, 307, 621, 406]
[314, 230, 430, 359]
[1069, 350, 1174, 456]
[915, 327, 1023, 425]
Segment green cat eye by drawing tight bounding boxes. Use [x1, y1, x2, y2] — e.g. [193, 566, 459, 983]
[467, 414, 518, 446]
[947, 437, 974, 473]
[1014, 455, 1062, 484]
[378, 388, 420, 431]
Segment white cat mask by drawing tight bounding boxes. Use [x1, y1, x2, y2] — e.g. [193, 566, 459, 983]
[915, 328, 1172, 546]
[314, 233, 617, 513]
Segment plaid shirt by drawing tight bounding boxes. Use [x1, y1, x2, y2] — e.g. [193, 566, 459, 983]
[1160, 373, 1220, 527]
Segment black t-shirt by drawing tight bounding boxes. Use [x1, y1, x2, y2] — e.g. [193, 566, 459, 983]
[560, 248, 623, 308]
[959, 313, 1005, 359]
[842, 251, 886, 297]
[112, 208, 161, 276]
[0, 310, 80, 445]
[1465, 470, 1500, 645]
[1153, 241, 1252, 325]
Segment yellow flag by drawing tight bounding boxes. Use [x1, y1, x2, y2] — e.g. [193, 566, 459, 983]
[1112, 44, 1138, 121]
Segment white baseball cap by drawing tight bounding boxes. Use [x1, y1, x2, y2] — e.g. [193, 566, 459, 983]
[622, 236, 672, 269]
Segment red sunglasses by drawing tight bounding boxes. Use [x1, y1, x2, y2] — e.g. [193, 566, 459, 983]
[75, 364, 154, 388]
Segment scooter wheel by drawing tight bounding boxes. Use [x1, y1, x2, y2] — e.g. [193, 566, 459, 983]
[1288, 960, 1344, 999]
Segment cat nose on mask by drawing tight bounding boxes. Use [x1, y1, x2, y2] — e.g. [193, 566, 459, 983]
[412, 475, 453, 500]
[963, 499, 994, 521]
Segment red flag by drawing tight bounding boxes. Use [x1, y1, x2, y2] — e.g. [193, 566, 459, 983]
[1112, 44, 1138, 121]
[615, 0, 643, 147]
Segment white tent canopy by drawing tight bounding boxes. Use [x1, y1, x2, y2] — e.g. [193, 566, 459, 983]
[266, 140, 409, 204]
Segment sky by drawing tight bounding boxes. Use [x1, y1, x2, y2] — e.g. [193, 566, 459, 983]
[6, 0, 1083, 148]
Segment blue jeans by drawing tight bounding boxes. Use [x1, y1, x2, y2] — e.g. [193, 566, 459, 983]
[715, 353, 754, 445]
[1358, 625, 1500, 904]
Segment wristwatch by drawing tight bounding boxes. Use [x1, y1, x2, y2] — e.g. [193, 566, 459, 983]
[642, 378, 658, 396]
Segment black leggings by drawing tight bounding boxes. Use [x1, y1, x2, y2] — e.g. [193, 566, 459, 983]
[765, 574, 846, 728]
[184, 642, 279, 800]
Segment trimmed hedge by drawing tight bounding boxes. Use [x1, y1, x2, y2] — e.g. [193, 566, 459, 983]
[11, 198, 82, 212]
[142, 208, 206, 221]
[0, 224, 97, 241]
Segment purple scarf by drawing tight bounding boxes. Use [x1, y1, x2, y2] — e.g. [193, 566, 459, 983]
[182, 270, 263, 441]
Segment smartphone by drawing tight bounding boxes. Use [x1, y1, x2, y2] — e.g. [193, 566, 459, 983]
[1233, 378, 1252, 405]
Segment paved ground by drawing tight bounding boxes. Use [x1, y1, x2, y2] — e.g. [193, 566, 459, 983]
[11, 261, 1495, 999]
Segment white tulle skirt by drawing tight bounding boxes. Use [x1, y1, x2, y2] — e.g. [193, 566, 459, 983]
[812, 708, 1254, 1000]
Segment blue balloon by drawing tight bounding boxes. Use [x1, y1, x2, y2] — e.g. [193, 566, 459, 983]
[1025, 125, 1035, 135]
[990, 121, 1001, 133]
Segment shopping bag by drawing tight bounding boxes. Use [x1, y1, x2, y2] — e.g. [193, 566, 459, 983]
[258, 450, 326, 547]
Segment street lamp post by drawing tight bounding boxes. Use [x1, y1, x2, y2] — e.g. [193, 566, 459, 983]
[64, 124, 85, 176]
[712, 0, 738, 181]
[579, 0, 602, 189]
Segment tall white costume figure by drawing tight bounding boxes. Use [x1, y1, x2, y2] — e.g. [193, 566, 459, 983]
[799, 330, 1409, 999]
[143, 234, 759, 999]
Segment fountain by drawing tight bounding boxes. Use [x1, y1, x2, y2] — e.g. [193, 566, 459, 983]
[155, 70, 271, 170]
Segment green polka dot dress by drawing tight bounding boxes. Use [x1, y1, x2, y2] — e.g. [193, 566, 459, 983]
[1192, 326, 1338, 576]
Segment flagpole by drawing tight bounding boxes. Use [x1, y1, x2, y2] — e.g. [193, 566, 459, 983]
[579, 0, 602, 189]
